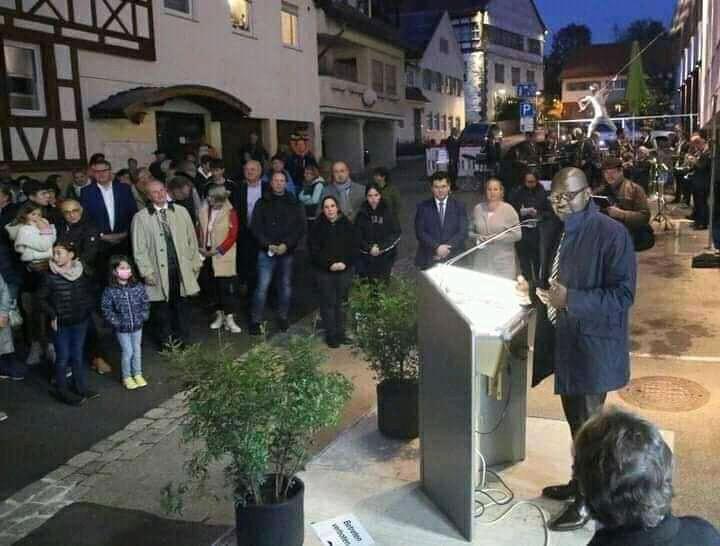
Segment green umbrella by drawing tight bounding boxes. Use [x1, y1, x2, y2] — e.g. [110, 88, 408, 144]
[625, 40, 649, 115]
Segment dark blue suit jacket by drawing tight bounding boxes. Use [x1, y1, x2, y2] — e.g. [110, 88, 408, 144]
[80, 181, 137, 235]
[414, 197, 467, 269]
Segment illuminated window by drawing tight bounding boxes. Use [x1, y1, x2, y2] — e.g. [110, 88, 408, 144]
[281, 3, 299, 47]
[4, 41, 46, 116]
[229, 0, 251, 32]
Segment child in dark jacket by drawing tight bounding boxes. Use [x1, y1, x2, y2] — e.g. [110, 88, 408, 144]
[39, 241, 96, 405]
[101, 256, 150, 390]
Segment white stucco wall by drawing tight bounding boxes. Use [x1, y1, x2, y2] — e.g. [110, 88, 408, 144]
[399, 13, 466, 143]
[78, 0, 321, 164]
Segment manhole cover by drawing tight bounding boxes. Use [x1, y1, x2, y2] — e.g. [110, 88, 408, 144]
[618, 376, 710, 412]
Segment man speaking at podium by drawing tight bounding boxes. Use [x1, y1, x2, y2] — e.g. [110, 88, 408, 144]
[517, 167, 637, 531]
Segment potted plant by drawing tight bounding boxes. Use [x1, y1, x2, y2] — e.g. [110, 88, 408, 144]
[162, 337, 353, 546]
[349, 277, 419, 439]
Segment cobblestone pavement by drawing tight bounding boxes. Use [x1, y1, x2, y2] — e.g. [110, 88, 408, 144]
[0, 393, 189, 544]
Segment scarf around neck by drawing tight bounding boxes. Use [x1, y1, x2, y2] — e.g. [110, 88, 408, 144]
[50, 259, 83, 281]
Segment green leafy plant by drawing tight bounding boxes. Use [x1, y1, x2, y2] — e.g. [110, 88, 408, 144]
[163, 337, 353, 512]
[348, 278, 419, 383]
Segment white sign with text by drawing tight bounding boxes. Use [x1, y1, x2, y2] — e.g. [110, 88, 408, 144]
[311, 514, 375, 546]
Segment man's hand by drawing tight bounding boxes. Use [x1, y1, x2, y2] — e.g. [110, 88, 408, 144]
[329, 262, 346, 272]
[370, 244, 380, 257]
[548, 279, 568, 309]
[606, 206, 623, 220]
[515, 275, 531, 305]
[276, 243, 288, 255]
[268, 244, 279, 255]
[0, 314, 8, 328]
[144, 274, 157, 286]
[436, 244, 451, 259]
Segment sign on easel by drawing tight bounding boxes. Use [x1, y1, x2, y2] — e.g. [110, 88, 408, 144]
[311, 514, 375, 546]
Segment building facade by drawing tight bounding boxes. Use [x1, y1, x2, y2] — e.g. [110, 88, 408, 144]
[1, 0, 321, 176]
[672, 0, 720, 130]
[399, 11, 465, 145]
[316, 0, 406, 172]
[398, 0, 546, 124]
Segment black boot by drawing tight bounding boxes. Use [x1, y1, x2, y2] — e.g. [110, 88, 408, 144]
[541, 480, 577, 501]
[548, 497, 591, 532]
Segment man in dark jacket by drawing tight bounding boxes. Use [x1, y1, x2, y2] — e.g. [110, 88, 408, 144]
[0, 185, 22, 297]
[689, 131, 712, 230]
[509, 170, 551, 281]
[517, 167, 636, 532]
[414, 171, 467, 269]
[248, 171, 306, 335]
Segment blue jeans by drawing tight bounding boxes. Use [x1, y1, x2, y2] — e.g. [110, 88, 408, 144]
[117, 330, 143, 379]
[251, 252, 293, 324]
[54, 319, 89, 392]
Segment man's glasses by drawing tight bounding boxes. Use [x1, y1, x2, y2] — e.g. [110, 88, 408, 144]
[93, 168, 110, 174]
[62, 208, 81, 214]
[549, 188, 586, 204]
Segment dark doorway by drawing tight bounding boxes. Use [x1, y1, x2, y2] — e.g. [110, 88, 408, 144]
[221, 118, 263, 179]
[156, 111, 205, 161]
[413, 108, 423, 143]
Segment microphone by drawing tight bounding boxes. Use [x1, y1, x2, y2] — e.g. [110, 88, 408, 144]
[445, 218, 542, 267]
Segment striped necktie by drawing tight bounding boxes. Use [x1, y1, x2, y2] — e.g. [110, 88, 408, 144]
[547, 233, 565, 326]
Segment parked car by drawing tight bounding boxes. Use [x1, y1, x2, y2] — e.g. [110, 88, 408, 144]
[459, 123, 503, 147]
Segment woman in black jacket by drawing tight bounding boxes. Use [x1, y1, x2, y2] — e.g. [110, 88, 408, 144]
[308, 196, 355, 348]
[39, 241, 97, 405]
[354, 183, 401, 282]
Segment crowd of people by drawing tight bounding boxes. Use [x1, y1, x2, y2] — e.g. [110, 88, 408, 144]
[0, 139, 404, 413]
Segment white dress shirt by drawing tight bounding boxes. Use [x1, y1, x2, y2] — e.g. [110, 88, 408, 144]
[98, 182, 116, 232]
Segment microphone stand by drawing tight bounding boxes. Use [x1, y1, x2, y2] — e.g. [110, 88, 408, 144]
[445, 218, 540, 267]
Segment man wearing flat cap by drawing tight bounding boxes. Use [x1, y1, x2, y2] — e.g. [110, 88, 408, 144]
[517, 167, 637, 532]
[595, 156, 651, 231]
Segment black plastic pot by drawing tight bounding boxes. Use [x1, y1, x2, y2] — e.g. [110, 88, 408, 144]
[377, 379, 419, 440]
[235, 476, 304, 546]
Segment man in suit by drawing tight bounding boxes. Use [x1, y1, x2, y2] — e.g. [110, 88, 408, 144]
[517, 167, 636, 531]
[414, 171, 467, 270]
[80, 158, 137, 274]
[230, 160, 265, 317]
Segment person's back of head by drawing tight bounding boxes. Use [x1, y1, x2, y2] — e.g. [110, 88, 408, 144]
[574, 408, 672, 529]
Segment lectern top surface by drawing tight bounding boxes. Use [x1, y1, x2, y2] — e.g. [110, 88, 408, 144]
[423, 265, 526, 337]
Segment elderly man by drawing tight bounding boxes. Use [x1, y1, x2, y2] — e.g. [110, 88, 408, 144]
[517, 167, 637, 531]
[57, 199, 112, 374]
[230, 160, 265, 306]
[132, 180, 202, 348]
[576, 409, 720, 545]
[595, 157, 651, 249]
[320, 161, 366, 222]
[688, 130, 712, 230]
[249, 171, 306, 335]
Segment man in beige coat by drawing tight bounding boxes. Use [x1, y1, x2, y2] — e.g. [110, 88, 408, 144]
[131, 180, 202, 348]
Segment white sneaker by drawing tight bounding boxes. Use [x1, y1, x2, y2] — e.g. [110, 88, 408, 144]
[210, 310, 225, 330]
[46, 343, 56, 364]
[26, 342, 42, 366]
[0, 411, 7, 422]
[224, 314, 243, 334]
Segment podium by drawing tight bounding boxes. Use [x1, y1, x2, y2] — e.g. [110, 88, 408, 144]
[418, 264, 532, 542]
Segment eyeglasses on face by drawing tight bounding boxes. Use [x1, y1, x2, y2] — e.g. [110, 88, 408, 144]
[549, 188, 586, 204]
[62, 208, 82, 214]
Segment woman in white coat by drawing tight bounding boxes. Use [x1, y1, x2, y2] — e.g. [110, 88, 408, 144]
[468, 178, 521, 280]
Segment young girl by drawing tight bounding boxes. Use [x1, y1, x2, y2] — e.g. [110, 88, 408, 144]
[39, 242, 96, 405]
[101, 256, 150, 390]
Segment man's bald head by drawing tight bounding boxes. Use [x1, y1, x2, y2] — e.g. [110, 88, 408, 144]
[550, 167, 591, 221]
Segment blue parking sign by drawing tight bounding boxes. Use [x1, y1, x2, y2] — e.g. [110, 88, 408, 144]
[519, 101, 535, 118]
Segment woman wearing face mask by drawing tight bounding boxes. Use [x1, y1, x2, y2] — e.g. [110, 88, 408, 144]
[101, 255, 150, 390]
[308, 196, 356, 348]
[354, 183, 401, 282]
[468, 178, 521, 280]
[38, 242, 96, 405]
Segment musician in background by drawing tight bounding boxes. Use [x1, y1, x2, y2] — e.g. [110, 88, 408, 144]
[687, 130, 713, 230]
[580, 132, 601, 188]
[595, 157, 650, 232]
[672, 128, 693, 207]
